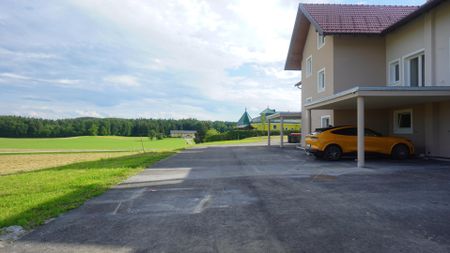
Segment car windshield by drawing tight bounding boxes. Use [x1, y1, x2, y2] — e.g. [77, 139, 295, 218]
[314, 126, 340, 133]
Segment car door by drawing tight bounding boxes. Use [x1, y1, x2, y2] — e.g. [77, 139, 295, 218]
[331, 127, 357, 153]
[364, 129, 385, 153]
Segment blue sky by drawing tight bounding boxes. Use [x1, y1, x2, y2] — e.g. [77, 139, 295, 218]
[0, 0, 425, 121]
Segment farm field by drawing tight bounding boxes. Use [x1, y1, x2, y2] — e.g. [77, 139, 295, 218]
[0, 136, 190, 152]
[0, 135, 272, 175]
[0, 152, 137, 175]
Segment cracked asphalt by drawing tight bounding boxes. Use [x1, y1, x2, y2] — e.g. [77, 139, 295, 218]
[3, 145, 450, 253]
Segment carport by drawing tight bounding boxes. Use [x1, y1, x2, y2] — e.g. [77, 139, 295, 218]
[266, 111, 302, 148]
[304, 86, 450, 168]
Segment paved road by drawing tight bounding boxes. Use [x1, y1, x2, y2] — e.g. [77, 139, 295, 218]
[4, 146, 450, 253]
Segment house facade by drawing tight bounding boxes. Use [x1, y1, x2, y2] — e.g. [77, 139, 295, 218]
[285, 0, 450, 164]
[170, 130, 197, 139]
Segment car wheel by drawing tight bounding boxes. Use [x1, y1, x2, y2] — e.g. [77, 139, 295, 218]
[323, 145, 342, 161]
[392, 144, 409, 160]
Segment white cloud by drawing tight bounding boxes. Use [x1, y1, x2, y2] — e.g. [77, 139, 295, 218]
[0, 72, 80, 86]
[0, 47, 58, 60]
[74, 110, 103, 118]
[103, 75, 140, 87]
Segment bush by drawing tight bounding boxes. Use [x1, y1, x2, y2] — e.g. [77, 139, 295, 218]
[203, 129, 296, 142]
[155, 132, 164, 140]
[205, 129, 219, 139]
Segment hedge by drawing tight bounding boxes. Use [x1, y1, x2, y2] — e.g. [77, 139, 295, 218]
[203, 129, 298, 142]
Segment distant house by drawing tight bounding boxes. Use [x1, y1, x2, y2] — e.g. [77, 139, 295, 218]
[170, 130, 197, 139]
[236, 108, 301, 131]
[285, 0, 450, 164]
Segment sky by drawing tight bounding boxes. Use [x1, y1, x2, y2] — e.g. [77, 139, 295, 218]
[0, 0, 425, 121]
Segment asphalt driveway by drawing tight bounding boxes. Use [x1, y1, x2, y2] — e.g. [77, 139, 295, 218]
[4, 145, 450, 253]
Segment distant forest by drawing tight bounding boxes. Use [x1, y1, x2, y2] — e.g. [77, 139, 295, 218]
[0, 116, 236, 141]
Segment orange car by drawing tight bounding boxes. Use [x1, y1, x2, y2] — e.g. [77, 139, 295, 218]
[305, 126, 414, 161]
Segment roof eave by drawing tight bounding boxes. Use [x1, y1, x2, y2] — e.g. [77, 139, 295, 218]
[285, 4, 322, 71]
[323, 32, 384, 36]
[382, 0, 444, 34]
[298, 4, 324, 35]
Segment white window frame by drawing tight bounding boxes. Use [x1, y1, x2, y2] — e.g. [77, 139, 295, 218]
[393, 109, 413, 134]
[388, 59, 400, 85]
[317, 68, 325, 93]
[317, 33, 325, 49]
[403, 49, 425, 87]
[306, 55, 312, 78]
[320, 115, 331, 128]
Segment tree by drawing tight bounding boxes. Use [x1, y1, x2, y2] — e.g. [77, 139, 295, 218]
[148, 129, 156, 140]
[88, 123, 99, 136]
[0, 116, 235, 140]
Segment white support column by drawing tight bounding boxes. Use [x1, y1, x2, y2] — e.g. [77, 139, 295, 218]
[307, 109, 312, 134]
[268, 120, 271, 146]
[280, 117, 284, 148]
[357, 96, 365, 168]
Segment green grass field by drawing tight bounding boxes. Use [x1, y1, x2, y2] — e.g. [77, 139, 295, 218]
[0, 136, 189, 152]
[0, 152, 174, 229]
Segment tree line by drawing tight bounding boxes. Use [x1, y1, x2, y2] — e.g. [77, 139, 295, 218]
[0, 116, 236, 142]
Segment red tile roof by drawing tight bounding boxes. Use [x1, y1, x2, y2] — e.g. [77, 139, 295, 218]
[300, 4, 419, 35]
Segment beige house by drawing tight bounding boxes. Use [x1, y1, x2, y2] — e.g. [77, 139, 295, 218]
[285, 0, 450, 166]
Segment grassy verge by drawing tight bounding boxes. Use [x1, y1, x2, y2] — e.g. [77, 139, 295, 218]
[0, 152, 174, 229]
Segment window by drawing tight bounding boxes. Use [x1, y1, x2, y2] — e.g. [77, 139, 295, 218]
[405, 52, 425, 87]
[332, 128, 357, 136]
[320, 115, 331, 128]
[332, 128, 382, 137]
[389, 60, 400, 85]
[306, 56, 312, 77]
[317, 33, 325, 49]
[365, 129, 382, 137]
[317, 68, 325, 92]
[394, 109, 413, 134]
[273, 125, 277, 129]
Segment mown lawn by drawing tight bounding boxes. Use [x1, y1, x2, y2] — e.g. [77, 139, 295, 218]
[0, 152, 173, 229]
[0, 136, 189, 152]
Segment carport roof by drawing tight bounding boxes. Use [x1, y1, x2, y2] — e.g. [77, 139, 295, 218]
[305, 86, 450, 110]
[266, 111, 302, 120]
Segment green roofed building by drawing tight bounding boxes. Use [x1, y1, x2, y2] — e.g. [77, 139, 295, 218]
[236, 107, 301, 131]
[236, 109, 253, 129]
